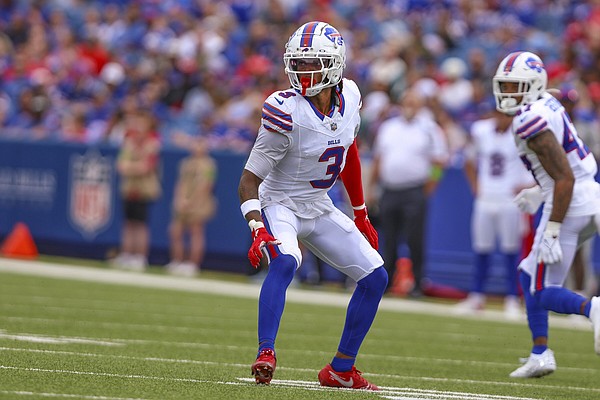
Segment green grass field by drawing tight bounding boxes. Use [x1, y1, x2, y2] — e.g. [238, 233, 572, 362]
[0, 260, 598, 400]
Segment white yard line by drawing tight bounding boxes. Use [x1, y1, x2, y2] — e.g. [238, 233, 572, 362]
[0, 257, 592, 331]
[1, 346, 598, 391]
[2, 363, 599, 399]
[0, 391, 147, 400]
[0, 345, 596, 374]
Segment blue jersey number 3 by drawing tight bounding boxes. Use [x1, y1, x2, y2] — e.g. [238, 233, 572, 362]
[310, 146, 345, 189]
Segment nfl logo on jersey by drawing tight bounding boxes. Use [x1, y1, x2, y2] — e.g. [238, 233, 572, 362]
[330, 122, 337, 131]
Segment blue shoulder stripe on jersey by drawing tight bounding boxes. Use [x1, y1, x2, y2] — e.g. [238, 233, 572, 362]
[516, 116, 542, 135]
[263, 124, 278, 132]
[263, 103, 292, 123]
[262, 112, 293, 131]
[517, 119, 548, 140]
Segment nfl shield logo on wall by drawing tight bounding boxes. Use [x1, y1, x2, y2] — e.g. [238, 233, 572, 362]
[69, 150, 114, 239]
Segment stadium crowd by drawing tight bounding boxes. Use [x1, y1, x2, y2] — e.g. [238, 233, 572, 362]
[0, 0, 600, 160]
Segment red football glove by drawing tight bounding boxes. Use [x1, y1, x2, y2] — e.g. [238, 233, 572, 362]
[248, 220, 281, 268]
[353, 207, 379, 250]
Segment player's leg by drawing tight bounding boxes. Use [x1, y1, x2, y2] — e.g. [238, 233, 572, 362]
[534, 216, 596, 317]
[379, 188, 402, 291]
[512, 215, 598, 377]
[251, 205, 302, 384]
[402, 186, 427, 295]
[187, 220, 206, 268]
[509, 269, 555, 378]
[303, 208, 386, 390]
[462, 199, 495, 310]
[534, 216, 600, 354]
[498, 203, 524, 317]
[167, 216, 185, 266]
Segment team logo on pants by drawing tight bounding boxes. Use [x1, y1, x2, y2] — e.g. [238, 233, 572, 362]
[69, 150, 114, 239]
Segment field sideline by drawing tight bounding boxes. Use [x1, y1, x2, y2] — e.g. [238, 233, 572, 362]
[0, 257, 598, 400]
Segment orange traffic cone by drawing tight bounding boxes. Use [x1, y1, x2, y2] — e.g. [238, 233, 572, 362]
[0, 222, 38, 259]
[389, 257, 415, 297]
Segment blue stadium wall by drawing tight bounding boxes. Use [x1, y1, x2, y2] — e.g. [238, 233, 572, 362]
[0, 138, 598, 293]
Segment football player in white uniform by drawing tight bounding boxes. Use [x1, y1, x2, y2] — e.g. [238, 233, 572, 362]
[493, 51, 600, 378]
[238, 21, 386, 390]
[456, 110, 533, 318]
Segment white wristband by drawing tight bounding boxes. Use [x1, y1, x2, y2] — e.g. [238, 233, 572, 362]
[545, 221, 562, 237]
[248, 219, 264, 231]
[240, 198, 261, 217]
[352, 203, 366, 211]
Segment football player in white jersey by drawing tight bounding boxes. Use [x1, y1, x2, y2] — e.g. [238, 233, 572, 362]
[493, 51, 600, 378]
[238, 21, 386, 390]
[455, 110, 533, 318]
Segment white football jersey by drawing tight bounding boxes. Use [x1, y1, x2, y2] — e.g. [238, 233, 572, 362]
[513, 92, 600, 216]
[245, 78, 361, 218]
[470, 117, 533, 202]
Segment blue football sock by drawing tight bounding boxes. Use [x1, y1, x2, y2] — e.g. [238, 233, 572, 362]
[584, 300, 592, 317]
[331, 356, 355, 372]
[337, 267, 387, 358]
[473, 253, 490, 293]
[536, 287, 588, 315]
[532, 345, 547, 355]
[257, 254, 297, 352]
[504, 253, 519, 296]
[520, 272, 549, 346]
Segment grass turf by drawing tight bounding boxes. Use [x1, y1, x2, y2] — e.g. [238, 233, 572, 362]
[0, 265, 599, 400]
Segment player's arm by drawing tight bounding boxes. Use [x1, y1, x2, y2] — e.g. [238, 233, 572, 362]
[527, 129, 573, 264]
[527, 129, 574, 223]
[240, 94, 293, 223]
[238, 97, 292, 267]
[340, 140, 379, 249]
[462, 135, 478, 196]
[238, 169, 263, 223]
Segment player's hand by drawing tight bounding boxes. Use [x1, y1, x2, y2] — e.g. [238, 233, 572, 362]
[514, 185, 544, 214]
[353, 206, 379, 250]
[537, 221, 562, 264]
[248, 220, 281, 268]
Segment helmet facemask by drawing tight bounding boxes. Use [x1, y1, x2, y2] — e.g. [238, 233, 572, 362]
[493, 77, 536, 115]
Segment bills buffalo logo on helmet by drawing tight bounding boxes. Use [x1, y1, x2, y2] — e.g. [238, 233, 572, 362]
[525, 57, 545, 73]
[324, 27, 343, 45]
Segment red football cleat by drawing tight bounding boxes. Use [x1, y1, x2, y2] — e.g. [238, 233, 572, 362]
[318, 364, 379, 390]
[251, 349, 277, 385]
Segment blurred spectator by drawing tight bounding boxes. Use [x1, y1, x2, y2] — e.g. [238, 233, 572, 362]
[437, 56, 473, 118]
[58, 105, 89, 142]
[0, 0, 597, 158]
[165, 135, 217, 277]
[112, 108, 162, 271]
[367, 87, 449, 297]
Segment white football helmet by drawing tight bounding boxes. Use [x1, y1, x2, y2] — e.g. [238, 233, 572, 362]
[283, 21, 346, 97]
[493, 51, 547, 115]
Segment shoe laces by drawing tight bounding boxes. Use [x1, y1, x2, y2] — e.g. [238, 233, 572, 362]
[257, 348, 276, 361]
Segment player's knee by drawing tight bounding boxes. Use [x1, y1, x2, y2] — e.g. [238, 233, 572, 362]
[358, 266, 388, 295]
[268, 254, 297, 284]
[536, 287, 558, 308]
[519, 271, 531, 294]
